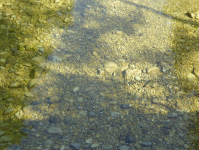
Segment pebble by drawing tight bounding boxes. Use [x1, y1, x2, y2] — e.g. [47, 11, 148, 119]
[124, 69, 141, 77]
[34, 67, 43, 77]
[125, 133, 136, 143]
[44, 139, 54, 148]
[9, 81, 21, 88]
[0, 135, 14, 142]
[118, 145, 130, 150]
[187, 73, 198, 81]
[102, 144, 113, 150]
[27, 79, 35, 88]
[147, 66, 160, 75]
[73, 86, 80, 93]
[152, 98, 159, 104]
[104, 61, 117, 73]
[140, 142, 152, 147]
[91, 143, 99, 148]
[168, 112, 178, 118]
[15, 109, 24, 119]
[23, 105, 33, 115]
[70, 142, 81, 150]
[31, 56, 45, 65]
[46, 127, 63, 135]
[0, 131, 5, 137]
[4, 107, 14, 115]
[85, 138, 92, 144]
[49, 115, 58, 123]
[63, 116, 72, 124]
[120, 104, 132, 108]
[50, 96, 59, 103]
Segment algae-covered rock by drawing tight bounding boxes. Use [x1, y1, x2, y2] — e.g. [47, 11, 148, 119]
[27, 79, 35, 88]
[9, 82, 20, 88]
[0, 135, 14, 143]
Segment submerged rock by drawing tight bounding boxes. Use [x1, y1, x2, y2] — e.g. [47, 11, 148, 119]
[104, 61, 117, 73]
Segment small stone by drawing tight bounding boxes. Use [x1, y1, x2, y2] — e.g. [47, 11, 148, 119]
[85, 138, 92, 144]
[4, 3, 13, 6]
[63, 117, 72, 124]
[24, 92, 34, 97]
[50, 96, 59, 103]
[70, 142, 81, 150]
[0, 135, 14, 143]
[0, 130, 5, 136]
[34, 67, 43, 77]
[31, 56, 45, 65]
[120, 104, 132, 108]
[44, 139, 54, 148]
[124, 69, 141, 77]
[4, 107, 14, 115]
[140, 142, 152, 147]
[15, 109, 23, 119]
[147, 66, 160, 75]
[22, 105, 33, 115]
[9, 82, 20, 88]
[104, 61, 117, 73]
[168, 112, 178, 118]
[103, 144, 113, 150]
[73, 86, 80, 93]
[152, 98, 159, 104]
[91, 143, 99, 148]
[187, 73, 198, 81]
[49, 116, 58, 123]
[125, 133, 136, 143]
[46, 127, 63, 135]
[27, 79, 35, 88]
[118, 145, 130, 150]
[6, 98, 14, 102]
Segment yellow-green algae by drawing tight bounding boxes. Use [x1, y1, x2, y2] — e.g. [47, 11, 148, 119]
[0, 0, 73, 149]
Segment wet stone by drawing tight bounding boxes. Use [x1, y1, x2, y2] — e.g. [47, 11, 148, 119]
[118, 145, 130, 150]
[140, 142, 152, 147]
[0, 130, 5, 136]
[187, 73, 198, 81]
[49, 115, 58, 123]
[104, 61, 117, 73]
[125, 133, 136, 143]
[27, 79, 35, 88]
[4, 107, 14, 115]
[168, 112, 178, 118]
[63, 116, 72, 124]
[163, 121, 173, 129]
[102, 144, 113, 150]
[50, 96, 59, 103]
[0, 135, 14, 143]
[152, 98, 159, 104]
[120, 104, 132, 108]
[147, 66, 160, 75]
[91, 143, 99, 148]
[9, 81, 20, 88]
[46, 127, 63, 135]
[44, 139, 54, 148]
[70, 142, 81, 150]
[15, 109, 24, 119]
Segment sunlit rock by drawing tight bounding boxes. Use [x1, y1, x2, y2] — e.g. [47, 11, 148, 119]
[124, 69, 141, 78]
[9, 81, 21, 88]
[73, 86, 80, 93]
[104, 61, 117, 73]
[31, 56, 46, 65]
[15, 109, 24, 119]
[187, 73, 198, 81]
[147, 66, 160, 75]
